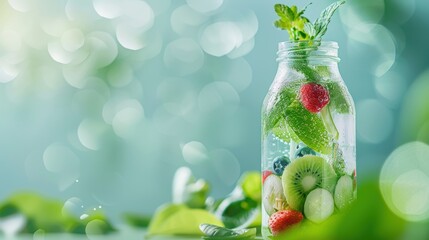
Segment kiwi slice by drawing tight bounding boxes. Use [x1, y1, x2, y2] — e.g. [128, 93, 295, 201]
[282, 155, 337, 211]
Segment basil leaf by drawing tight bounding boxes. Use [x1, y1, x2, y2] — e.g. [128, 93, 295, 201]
[314, 1, 345, 39]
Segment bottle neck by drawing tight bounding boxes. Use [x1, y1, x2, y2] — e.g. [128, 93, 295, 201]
[277, 41, 340, 66]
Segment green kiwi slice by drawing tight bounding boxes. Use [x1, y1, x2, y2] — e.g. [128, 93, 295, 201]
[282, 155, 337, 211]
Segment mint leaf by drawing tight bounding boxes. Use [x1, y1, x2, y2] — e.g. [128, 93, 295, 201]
[314, 1, 345, 39]
[274, 4, 311, 41]
[200, 224, 257, 239]
[285, 100, 332, 154]
[172, 167, 210, 209]
[326, 81, 352, 114]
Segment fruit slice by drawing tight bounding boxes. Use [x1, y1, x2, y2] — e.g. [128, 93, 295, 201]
[304, 188, 334, 223]
[282, 155, 337, 211]
[263, 175, 286, 215]
[268, 210, 303, 236]
[299, 83, 330, 113]
[334, 175, 354, 210]
[285, 101, 332, 154]
[262, 171, 272, 184]
[272, 156, 290, 176]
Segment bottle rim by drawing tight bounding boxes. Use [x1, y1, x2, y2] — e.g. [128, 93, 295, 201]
[277, 40, 340, 63]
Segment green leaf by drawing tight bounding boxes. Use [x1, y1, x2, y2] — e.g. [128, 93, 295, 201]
[326, 81, 352, 114]
[172, 167, 210, 209]
[304, 22, 316, 38]
[285, 101, 332, 155]
[122, 213, 151, 228]
[200, 224, 257, 239]
[297, 3, 312, 17]
[147, 204, 223, 237]
[314, 1, 345, 39]
[238, 172, 261, 202]
[215, 196, 259, 229]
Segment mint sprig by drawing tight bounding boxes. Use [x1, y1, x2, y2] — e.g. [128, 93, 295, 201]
[274, 1, 345, 41]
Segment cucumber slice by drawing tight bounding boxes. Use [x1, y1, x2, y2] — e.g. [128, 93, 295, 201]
[304, 188, 334, 223]
[334, 175, 354, 210]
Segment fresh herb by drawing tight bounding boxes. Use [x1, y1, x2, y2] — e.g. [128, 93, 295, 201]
[199, 224, 257, 239]
[274, 1, 345, 41]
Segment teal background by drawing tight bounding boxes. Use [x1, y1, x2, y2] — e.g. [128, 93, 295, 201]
[0, 0, 429, 225]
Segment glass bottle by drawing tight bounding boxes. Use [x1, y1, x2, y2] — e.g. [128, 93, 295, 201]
[261, 41, 356, 238]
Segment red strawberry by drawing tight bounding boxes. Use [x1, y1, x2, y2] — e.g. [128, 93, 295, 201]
[262, 170, 272, 184]
[299, 83, 330, 113]
[269, 210, 303, 235]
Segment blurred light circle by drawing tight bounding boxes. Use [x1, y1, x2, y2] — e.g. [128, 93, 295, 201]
[227, 38, 255, 59]
[209, 149, 240, 186]
[391, 0, 415, 24]
[43, 143, 79, 173]
[391, 170, 429, 217]
[72, 89, 106, 116]
[107, 63, 133, 87]
[0, 64, 19, 83]
[92, 0, 122, 19]
[374, 71, 407, 106]
[102, 98, 142, 124]
[399, 70, 429, 143]
[356, 99, 393, 143]
[85, 32, 118, 68]
[171, 5, 207, 36]
[7, 0, 31, 12]
[33, 229, 45, 240]
[1, 29, 22, 51]
[48, 41, 74, 64]
[65, 0, 99, 22]
[61, 28, 85, 52]
[212, 58, 252, 92]
[62, 197, 84, 217]
[86, 219, 108, 238]
[164, 38, 204, 76]
[200, 22, 243, 57]
[121, 0, 154, 29]
[186, 0, 223, 13]
[112, 106, 144, 138]
[145, 0, 171, 15]
[116, 23, 146, 50]
[339, 0, 385, 26]
[380, 141, 429, 222]
[233, 10, 258, 42]
[78, 119, 109, 150]
[198, 81, 240, 112]
[182, 141, 209, 164]
[43, 143, 80, 190]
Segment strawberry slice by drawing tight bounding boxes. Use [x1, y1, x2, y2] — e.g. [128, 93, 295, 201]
[262, 170, 273, 184]
[299, 83, 330, 113]
[269, 210, 303, 235]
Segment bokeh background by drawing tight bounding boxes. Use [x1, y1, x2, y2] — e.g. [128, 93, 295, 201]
[1, 0, 429, 228]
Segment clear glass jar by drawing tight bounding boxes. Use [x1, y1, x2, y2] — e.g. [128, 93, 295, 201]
[261, 41, 356, 238]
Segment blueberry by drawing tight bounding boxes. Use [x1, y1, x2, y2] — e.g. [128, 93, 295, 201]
[272, 156, 290, 176]
[294, 146, 317, 159]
